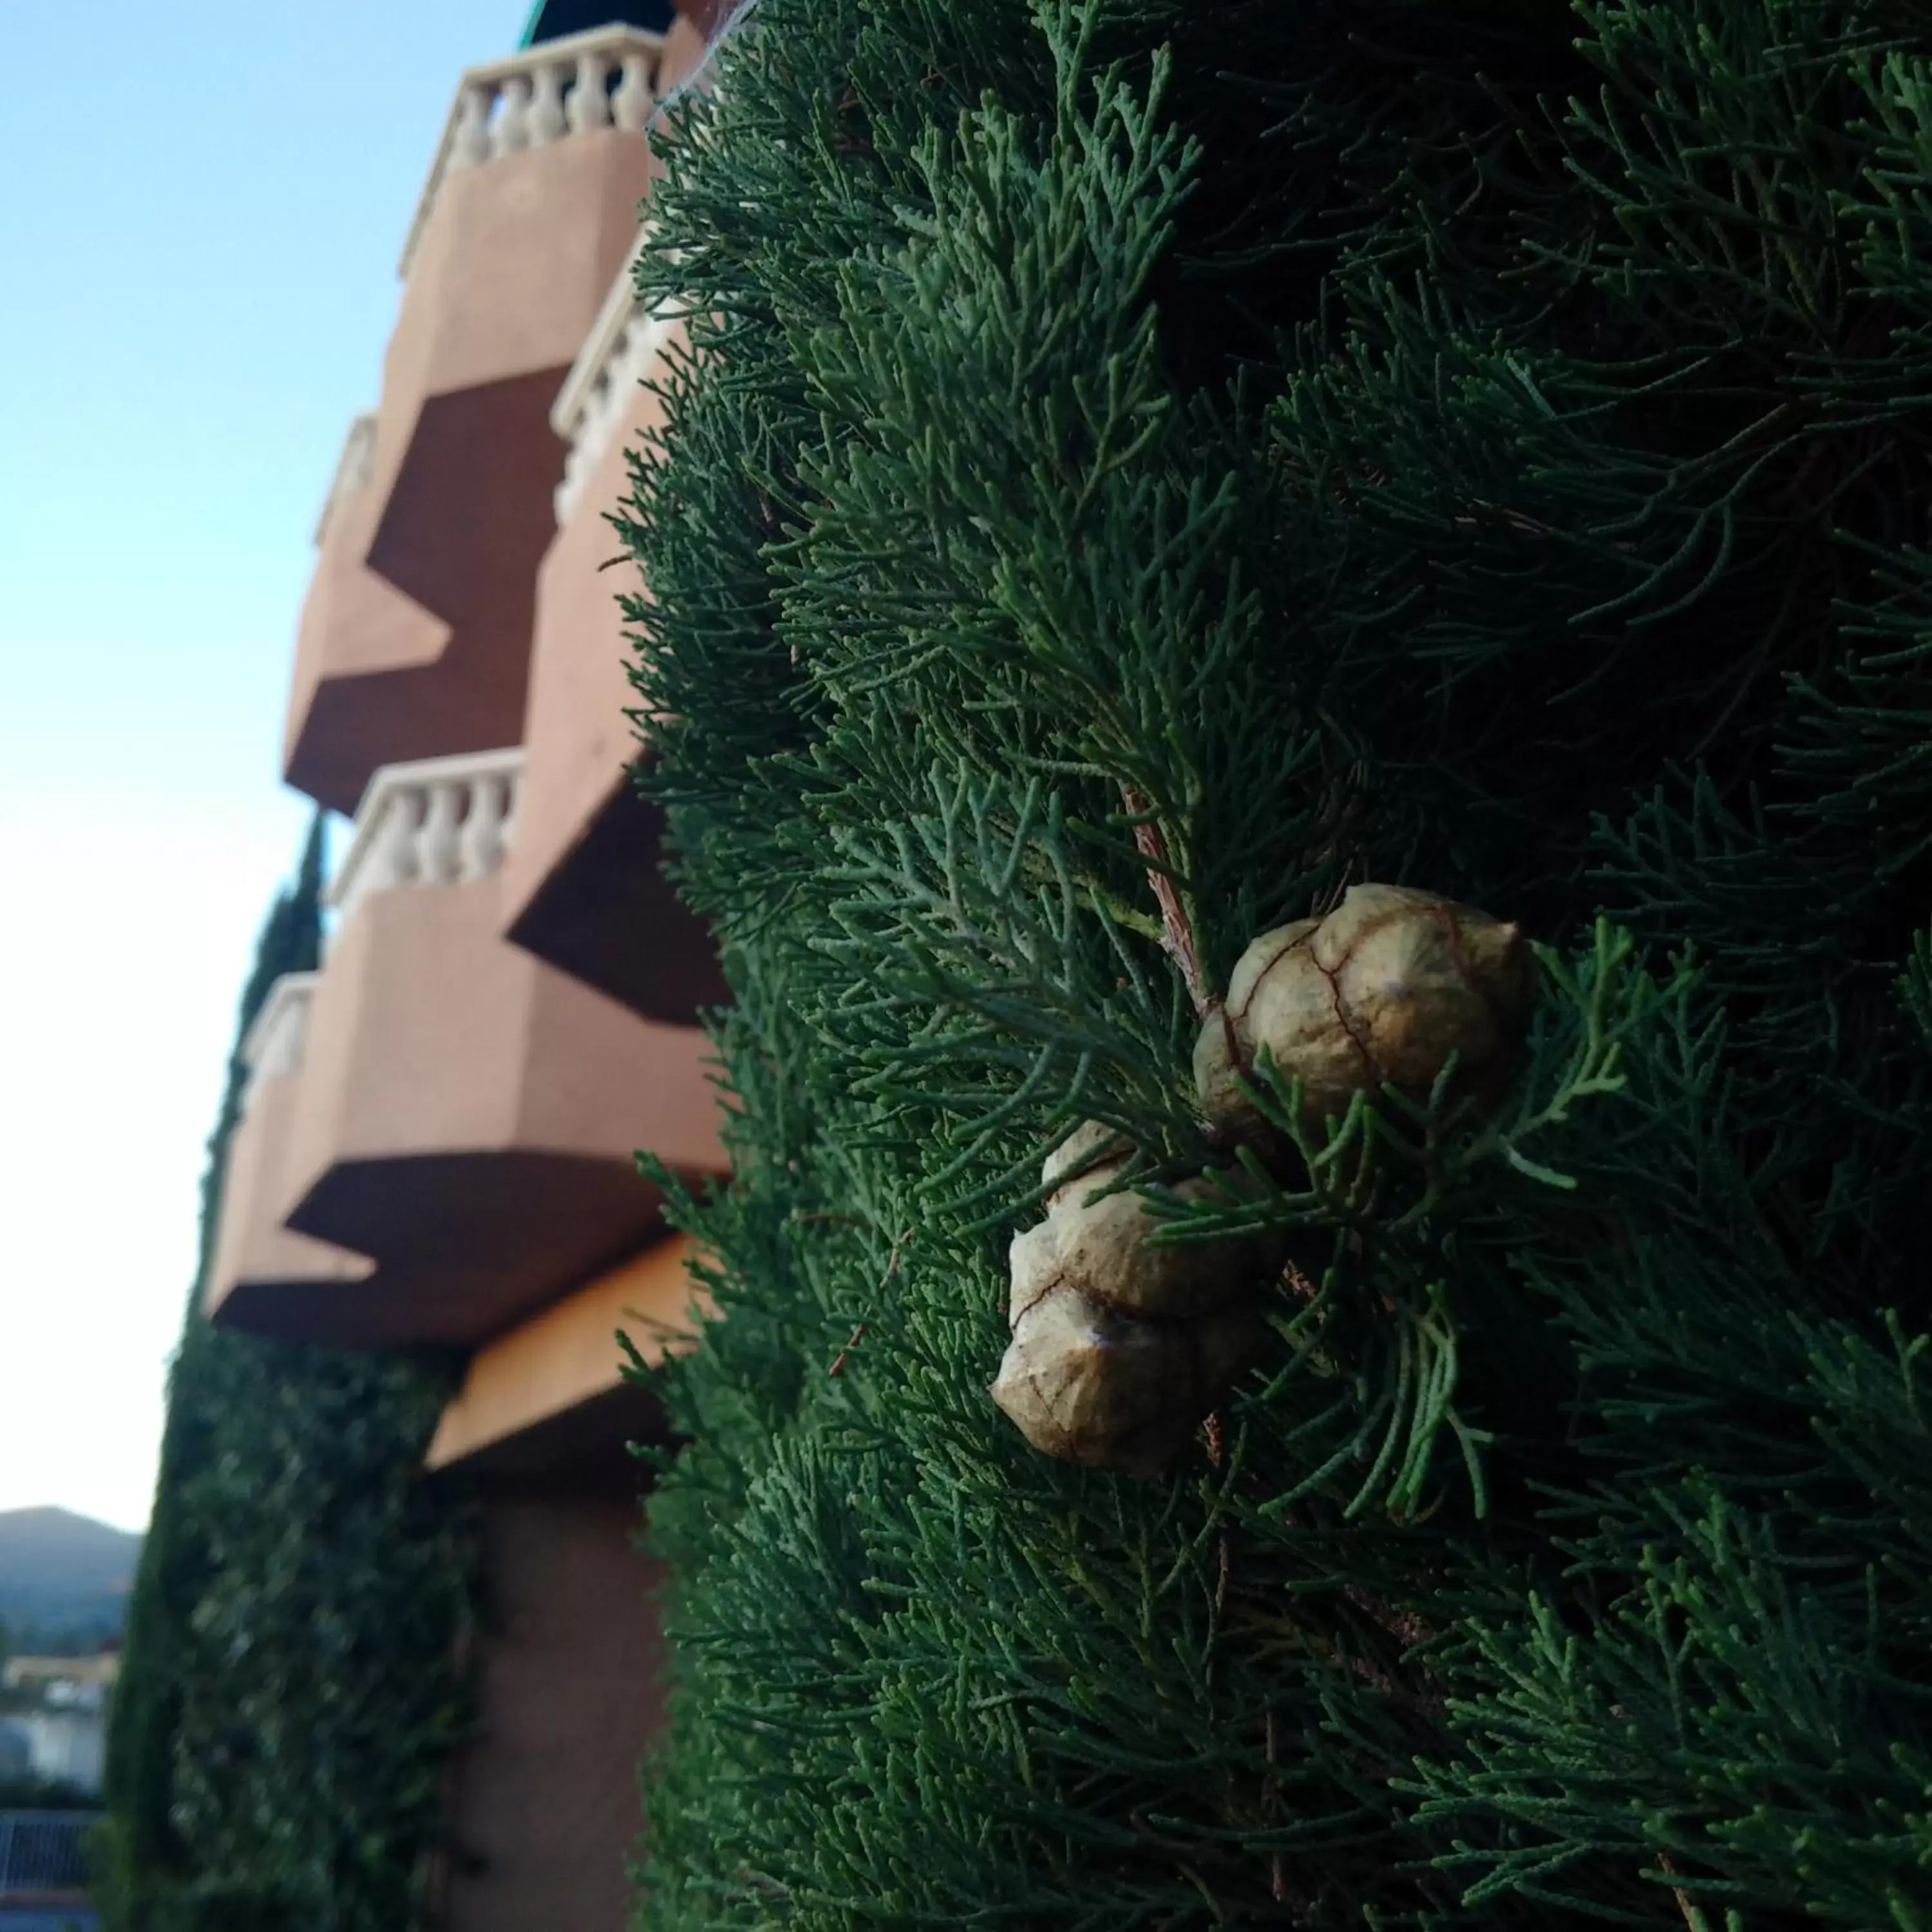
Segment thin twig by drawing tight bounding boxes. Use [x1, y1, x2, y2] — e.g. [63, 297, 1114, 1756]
[1657, 1852, 1700, 1929]
[1121, 785, 1209, 1018]
[827, 1227, 911, 1375]
[1265, 1708, 1287, 1903]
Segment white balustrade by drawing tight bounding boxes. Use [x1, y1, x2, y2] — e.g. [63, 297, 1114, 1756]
[240, 972, 321, 1111]
[327, 750, 526, 928]
[551, 229, 675, 525]
[313, 412, 376, 547]
[399, 26, 666, 279]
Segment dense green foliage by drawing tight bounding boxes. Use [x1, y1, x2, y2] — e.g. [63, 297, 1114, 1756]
[100, 822, 479, 1932]
[616, 0, 1932, 1923]
[0, 1774, 98, 1811]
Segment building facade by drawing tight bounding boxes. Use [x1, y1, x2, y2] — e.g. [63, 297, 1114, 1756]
[202, 5, 731, 1925]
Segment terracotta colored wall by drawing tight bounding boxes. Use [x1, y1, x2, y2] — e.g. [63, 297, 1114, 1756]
[262, 877, 723, 1343]
[660, 11, 717, 90]
[445, 1483, 669, 1932]
[285, 131, 659, 811]
[204, 1072, 374, 1322]
[501, 366, 679, 938]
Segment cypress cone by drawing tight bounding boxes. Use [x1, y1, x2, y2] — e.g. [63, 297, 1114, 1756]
[1195, 882, 1537, 1153]
[991, 1124, 1274, 1473]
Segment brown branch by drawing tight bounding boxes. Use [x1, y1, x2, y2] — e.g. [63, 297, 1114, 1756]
[1121, 785, 1209, 1018]
[1656, 1853, 1701, 1929]
[827, 1228, 911, 1376]
[1265, 1708, 1287, 1904]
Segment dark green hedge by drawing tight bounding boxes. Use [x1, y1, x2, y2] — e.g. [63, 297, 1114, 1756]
[99, 822, 481, 1932]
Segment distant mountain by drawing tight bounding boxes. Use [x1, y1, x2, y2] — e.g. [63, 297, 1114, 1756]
[0, 1509, 142, 1647]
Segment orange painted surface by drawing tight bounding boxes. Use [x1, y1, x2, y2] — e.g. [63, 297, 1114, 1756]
[426, 1234, 711, 1469]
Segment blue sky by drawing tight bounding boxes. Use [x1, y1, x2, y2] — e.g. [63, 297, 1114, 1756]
[0, 1, 530, 1532]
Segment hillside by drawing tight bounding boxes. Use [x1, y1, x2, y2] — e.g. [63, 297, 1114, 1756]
[0, 1509, 141, 1646]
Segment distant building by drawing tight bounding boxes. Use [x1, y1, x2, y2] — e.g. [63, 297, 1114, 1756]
[1, 1662, 115, 1710]
[198, 5, 732, 1926]
[12, 1722, 99, 1801]
[0, 1663, 113, 1796]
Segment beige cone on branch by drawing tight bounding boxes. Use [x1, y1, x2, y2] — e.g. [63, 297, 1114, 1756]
[990, 1283, 1267, 1479]
[991, 1122, 1275, 1476]
[1019, 1145, 1269, 1325]
[1194, 883, 1536, 1151]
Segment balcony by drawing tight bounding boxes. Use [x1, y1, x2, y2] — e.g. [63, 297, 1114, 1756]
[283, 27, 668, 815]
[272, 751, 725, 1348]
[204, 974, 381, 1340]
[498, 247, 726, 1023]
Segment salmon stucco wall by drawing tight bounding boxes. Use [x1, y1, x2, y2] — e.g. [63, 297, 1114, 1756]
[444, 1482, 670, 1932]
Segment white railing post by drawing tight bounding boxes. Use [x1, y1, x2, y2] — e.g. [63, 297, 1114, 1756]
[314, 412, 377, 548]
[459, 769, 512, 880]
[240, 974, 321, 1110]
[418, 777, 464, 885]
[567, 48, 613, 133]
[613, 49, 654, 132]
[527, 57, 568, 144]
[450, 82, 491, 168]
[490, 72, 533, 157]
[366, 786, 424, 902]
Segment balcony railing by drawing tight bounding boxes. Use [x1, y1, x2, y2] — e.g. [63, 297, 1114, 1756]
[240, 972, 321, 1110]
[552, 231, 674, 525]
[399, 25, 665, 279]
[0, 1809, 97, 1901]
[329, 749, 525, 926]
[313, 412, 376, 547]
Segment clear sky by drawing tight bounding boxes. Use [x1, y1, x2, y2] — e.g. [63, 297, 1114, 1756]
[0, 1, 530, 1533]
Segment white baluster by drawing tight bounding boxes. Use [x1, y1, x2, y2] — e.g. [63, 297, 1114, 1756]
[341, 790, 411, 924]
[612, 50, 653, 133]
[419, 779, 463, 884]
[500, 768, 522, 855]
[377, 790, 422, 891]
[450, 83, 491, 167]
[567, 50, 613, 134]
[267, 1005, 295, 1082]
[621, 311, 656, 392]
[350, 415, 375, 493]
[556, 439, 586, 524]
[459, 774, 509, 881]
[590, 368, 615, 450]
[258, 992, 310, 1085]
[527, 59, 567, 145]
[491, 75, 532, 157]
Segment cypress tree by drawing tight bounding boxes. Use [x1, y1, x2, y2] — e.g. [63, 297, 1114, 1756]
[618, 0, 1932, 1924]
[102, 817, 478, 1932]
